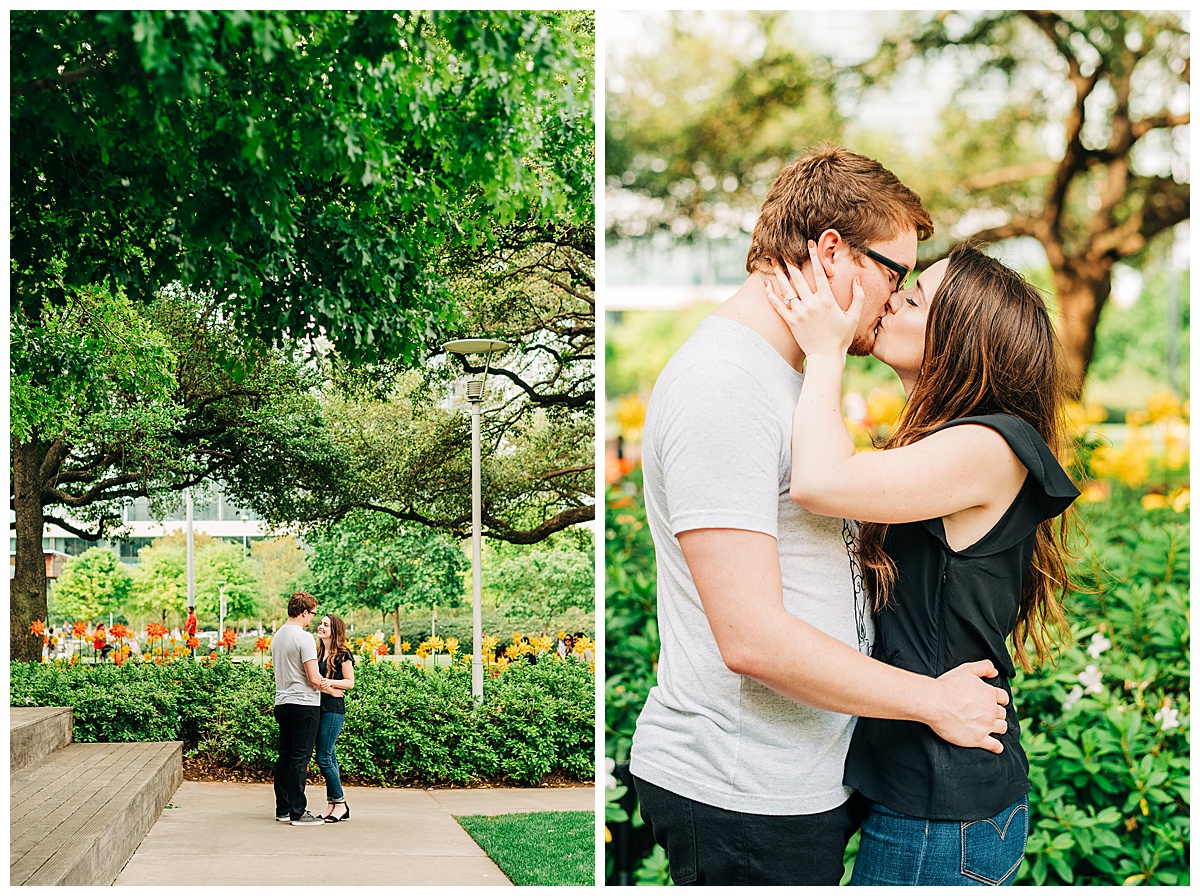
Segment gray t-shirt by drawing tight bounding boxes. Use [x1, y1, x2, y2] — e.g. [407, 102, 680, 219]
[272, 623, 320, 706]
[629, 316, 874, 816]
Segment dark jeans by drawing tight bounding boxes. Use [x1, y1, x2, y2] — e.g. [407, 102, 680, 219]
[634, 776, 860, 886]
[273, 703, 320, 819]
[315, 711, 346, 802]
[851, 796, 1029, 886]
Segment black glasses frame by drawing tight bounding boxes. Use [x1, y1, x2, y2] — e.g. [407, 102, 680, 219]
[852, 243, 916, 292]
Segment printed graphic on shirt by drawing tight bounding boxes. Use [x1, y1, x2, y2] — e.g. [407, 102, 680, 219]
[842, 519, 873, 654]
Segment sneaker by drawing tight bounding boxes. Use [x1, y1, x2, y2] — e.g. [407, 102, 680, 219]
[290, 811, 324, 826]
[276, 813, 291, 822]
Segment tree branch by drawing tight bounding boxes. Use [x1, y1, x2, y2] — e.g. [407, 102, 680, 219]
[41, 512, 122, 542]
[12, 57, 108, 96]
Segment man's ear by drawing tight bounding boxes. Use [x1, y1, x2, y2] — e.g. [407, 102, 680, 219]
[812, 229, 843, 281]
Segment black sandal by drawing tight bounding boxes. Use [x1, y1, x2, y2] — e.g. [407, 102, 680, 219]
[324, 802, 350, 823]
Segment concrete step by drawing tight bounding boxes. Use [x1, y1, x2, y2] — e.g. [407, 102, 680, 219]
[10, 740, 183, 886]
[10, 707, 73, 773]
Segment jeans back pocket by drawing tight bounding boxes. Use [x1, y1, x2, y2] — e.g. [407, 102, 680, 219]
[960, 797, 1028, 885]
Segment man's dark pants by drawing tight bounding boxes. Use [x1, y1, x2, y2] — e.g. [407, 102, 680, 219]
[273, 703, 321, 819]
[634, 776, 861, 885]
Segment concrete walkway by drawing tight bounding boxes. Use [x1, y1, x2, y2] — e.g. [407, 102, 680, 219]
[113, 782, 595, 886]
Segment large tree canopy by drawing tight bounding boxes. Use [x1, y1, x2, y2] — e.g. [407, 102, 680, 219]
[10, 285, 342, 659]
[10, 10, 596, 661]
[12, 10, 592, 362]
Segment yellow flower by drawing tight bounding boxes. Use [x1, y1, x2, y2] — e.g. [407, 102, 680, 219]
[444, 637, 459, 656]
[1141, 493, 1169, 511]
[1170, 488, 1190, 513]
[400, 641, 411, 652]
[615, 393, 648, 441]
[865, 386, 905, 431]
[1146, 390, 1182, 424]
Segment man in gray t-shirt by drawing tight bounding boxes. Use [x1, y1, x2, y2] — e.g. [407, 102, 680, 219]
[629, 145, 1011, 885]
[272, 591, 335, 825]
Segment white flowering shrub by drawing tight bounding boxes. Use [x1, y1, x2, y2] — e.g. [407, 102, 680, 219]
[1013, 485, 1189, 885]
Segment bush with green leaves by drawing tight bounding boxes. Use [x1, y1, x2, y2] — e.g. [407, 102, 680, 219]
[12, 654, 594, 787]
[603, 472, 1189, 886]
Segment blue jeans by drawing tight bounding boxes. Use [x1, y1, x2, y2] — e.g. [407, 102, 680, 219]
[851, 796, 1029, 886]
[315, 711, 346, 801]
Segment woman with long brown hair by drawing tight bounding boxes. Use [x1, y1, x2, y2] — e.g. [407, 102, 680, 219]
[766, 241, 1078, 886]
[315, 613, 355, 822]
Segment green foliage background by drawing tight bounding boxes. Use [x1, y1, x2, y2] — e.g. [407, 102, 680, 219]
[604, 473, 1189, 886]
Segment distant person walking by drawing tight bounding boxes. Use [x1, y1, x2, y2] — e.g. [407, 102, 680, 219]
[272, 591, 336, 826]
[93, 623, 112, 662]
[315, 613, 355, 822]
[185, 607, 198, 656]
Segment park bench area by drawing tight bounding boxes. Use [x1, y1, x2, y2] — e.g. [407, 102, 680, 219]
[10, 707, 181, 886]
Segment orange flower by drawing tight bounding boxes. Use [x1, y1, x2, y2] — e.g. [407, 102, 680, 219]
[209, 651, 217, 660]
[255, 636, 270, 652]
[72, 620, 87, 638]
[146, 623, 168, 640]
[187, 636, 200, 650]
[113, 652, 125, 667]
[375, 643, 389, 656]
[110, 624, 129, 640]
[30, 620, 46, 636]
[218, 628, 238, 650]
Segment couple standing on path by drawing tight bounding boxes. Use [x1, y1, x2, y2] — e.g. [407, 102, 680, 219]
[273, 591, 357, 826]
[629, 145, 1079, 885]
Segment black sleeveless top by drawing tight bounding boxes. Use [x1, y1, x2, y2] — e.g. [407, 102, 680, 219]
[319, 650, 354, 714]
[843, 415, 1079, 820]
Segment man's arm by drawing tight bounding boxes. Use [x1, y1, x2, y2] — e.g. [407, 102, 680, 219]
[303, 658, 329, 693]
[678, 527, 1010, 752]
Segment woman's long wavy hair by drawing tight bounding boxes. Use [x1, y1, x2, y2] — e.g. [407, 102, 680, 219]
[858, 244, 1076, 671]
[317, 613, 351, 675]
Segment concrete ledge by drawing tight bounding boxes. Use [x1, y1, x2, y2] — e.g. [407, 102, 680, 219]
[11, 741, 182, 886]
[9, 707, 73, 774]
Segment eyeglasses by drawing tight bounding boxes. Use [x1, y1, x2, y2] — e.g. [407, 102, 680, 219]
[851, 242, 917, 293]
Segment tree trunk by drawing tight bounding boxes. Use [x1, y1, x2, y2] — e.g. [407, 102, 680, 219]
[1053, 265, 1111, 401]
[393, 603, 403, 655]
[11, 439, 48, 662]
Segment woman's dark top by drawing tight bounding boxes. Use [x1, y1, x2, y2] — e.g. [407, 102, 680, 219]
[844, 414, 1079, 821]
[318, 650, 354, 714]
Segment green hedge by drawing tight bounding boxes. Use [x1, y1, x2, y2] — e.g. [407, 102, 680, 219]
[12, 656, 594, 787]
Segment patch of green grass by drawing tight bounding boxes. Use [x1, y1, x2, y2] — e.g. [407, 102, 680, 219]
[456, 810, 594, 886]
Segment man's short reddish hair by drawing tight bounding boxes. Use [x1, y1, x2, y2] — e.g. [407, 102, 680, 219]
[746, 143, 933, 275]
[287, 591, 318, 618]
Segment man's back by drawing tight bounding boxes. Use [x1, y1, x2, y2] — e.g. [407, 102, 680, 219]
[272, 624, 319, 706]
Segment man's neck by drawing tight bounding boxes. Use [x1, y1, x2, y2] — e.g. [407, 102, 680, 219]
[284, 617, 305, 628]
[710, 274, 806, 373]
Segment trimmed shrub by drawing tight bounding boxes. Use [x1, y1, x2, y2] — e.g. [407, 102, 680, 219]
[12, 654, 594, 787]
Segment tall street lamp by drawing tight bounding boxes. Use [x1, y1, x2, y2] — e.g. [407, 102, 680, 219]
[441, 337, 510, 702]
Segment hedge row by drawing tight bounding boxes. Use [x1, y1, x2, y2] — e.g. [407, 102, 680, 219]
[11, 656, 594, 787]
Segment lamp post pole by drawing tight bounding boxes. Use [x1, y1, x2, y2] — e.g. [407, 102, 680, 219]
[468, 390, 484, 700]
[217, 580, 228, 646]
[441, 338, 510, 703]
